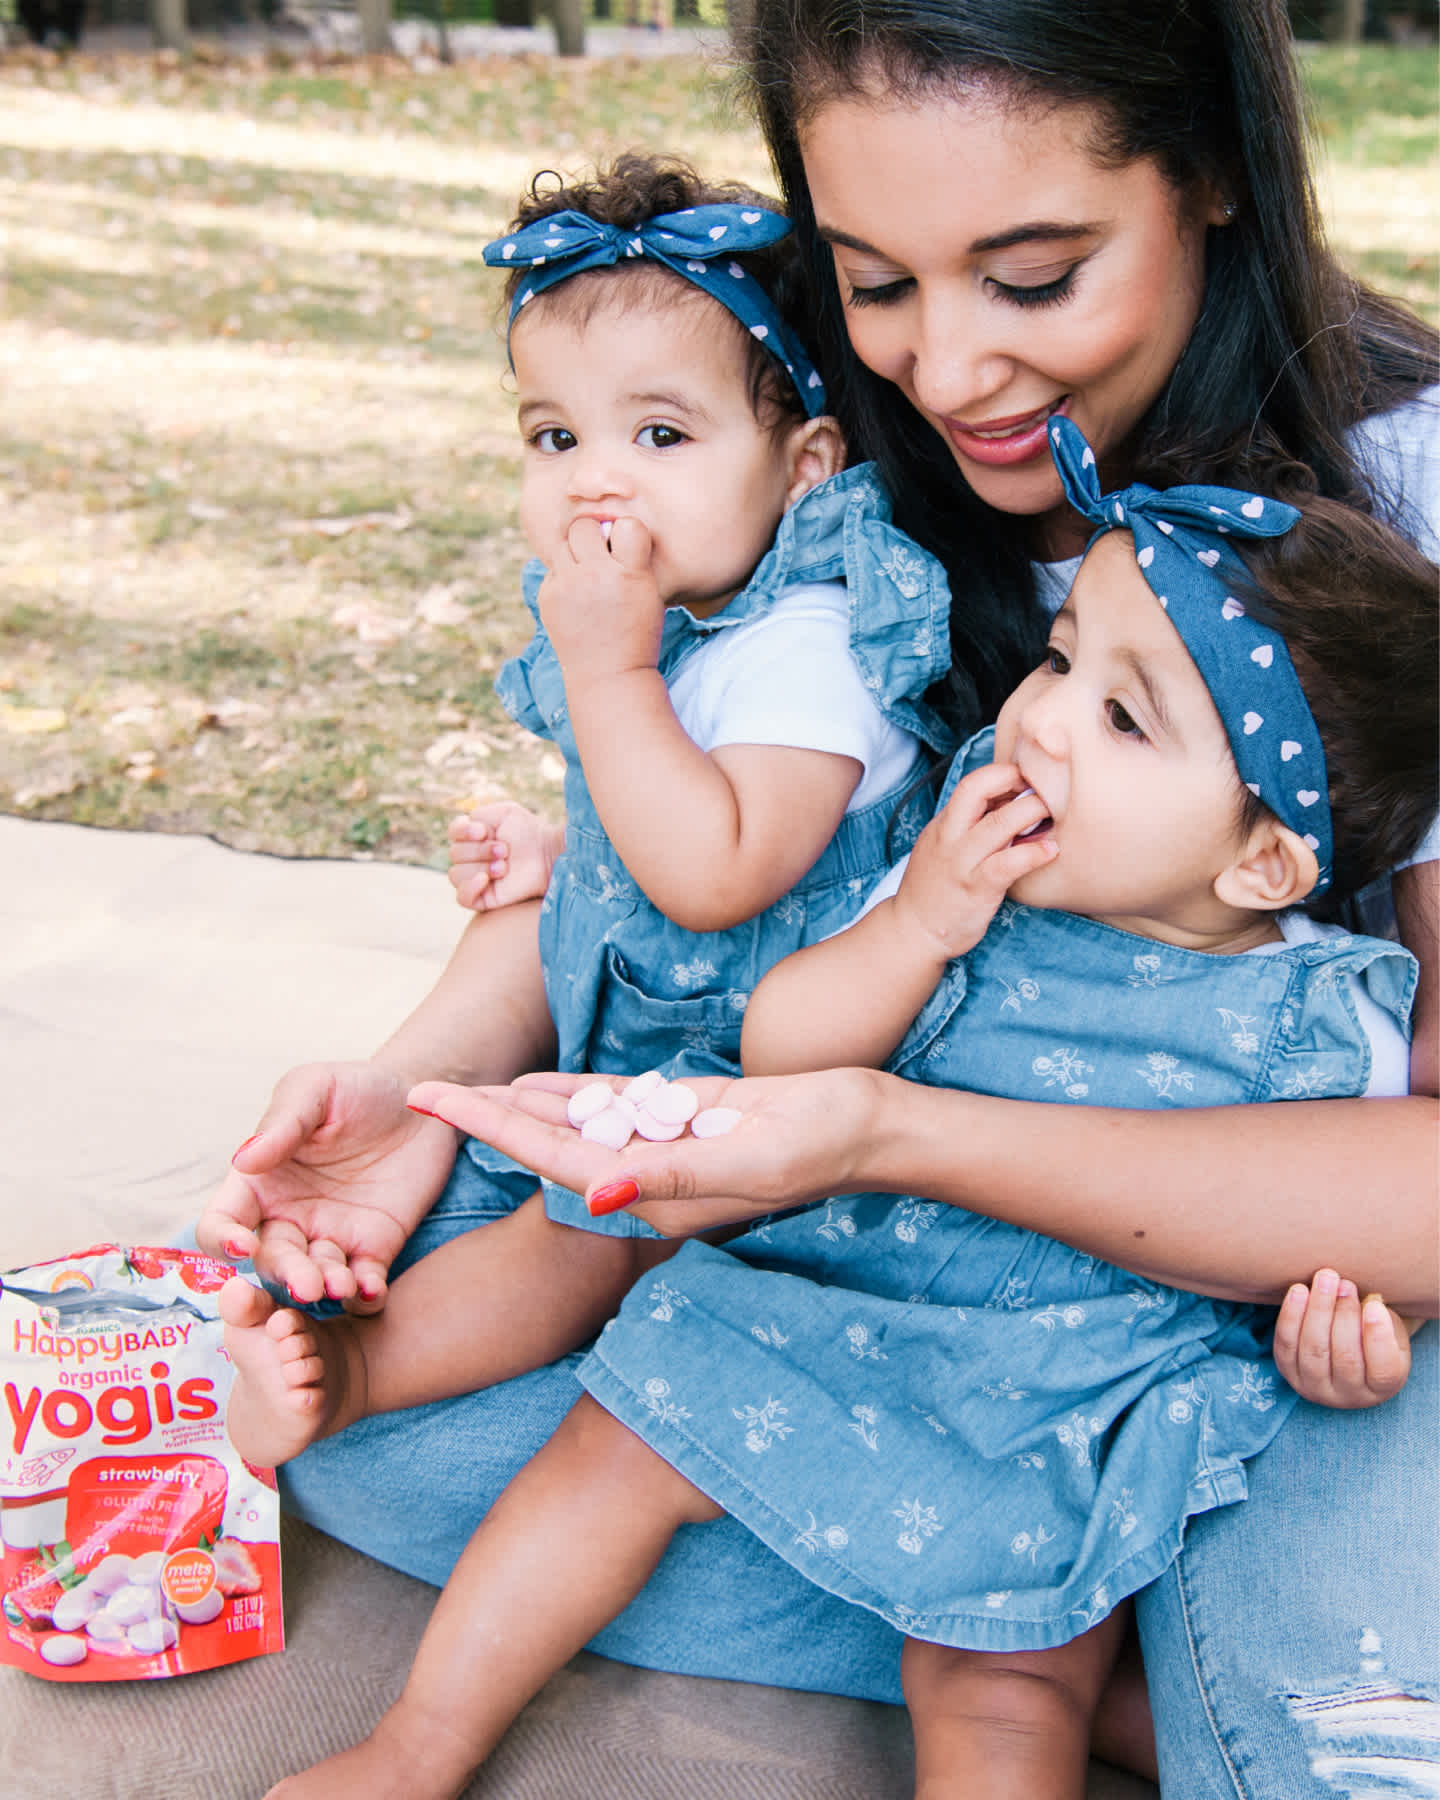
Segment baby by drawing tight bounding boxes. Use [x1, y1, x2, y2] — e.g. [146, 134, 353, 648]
[257, 434, 1435, 1799]
[216, 155, 953, 1473]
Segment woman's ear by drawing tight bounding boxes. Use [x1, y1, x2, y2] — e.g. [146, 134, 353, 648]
[784, 415, 847, 504]
[1214, 818, 1321, 913]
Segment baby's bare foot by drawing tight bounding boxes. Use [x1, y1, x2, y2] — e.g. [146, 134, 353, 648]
[219, 1277, 346, 1468]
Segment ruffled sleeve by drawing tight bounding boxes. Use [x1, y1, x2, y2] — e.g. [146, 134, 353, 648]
[1265, 933, 1417, 1101]
[493, 559, 557, 742]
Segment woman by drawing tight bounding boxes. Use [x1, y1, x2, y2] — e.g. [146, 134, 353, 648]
[200, 1, 1438, 1790]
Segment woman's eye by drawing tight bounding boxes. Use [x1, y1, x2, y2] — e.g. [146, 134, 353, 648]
[1046, 646, 1071, 675]
[988, 269, 1078, 310]
[844, 276, 914, 309]
[637, 424, 687, 449]
[1106, 699, 1146, 740]
[531, 427, 576, 454]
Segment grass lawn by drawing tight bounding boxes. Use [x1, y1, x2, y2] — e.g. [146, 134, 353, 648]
[1, 42, 1435, 864]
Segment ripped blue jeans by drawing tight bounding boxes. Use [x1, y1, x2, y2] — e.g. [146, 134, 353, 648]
[1136, 1319, 1439, 1797]
[272, 1153, 1439, 1795]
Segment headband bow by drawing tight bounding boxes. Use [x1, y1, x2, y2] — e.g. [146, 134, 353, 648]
[1048, 416, 1332, 894]
[482, 205, 827, 417]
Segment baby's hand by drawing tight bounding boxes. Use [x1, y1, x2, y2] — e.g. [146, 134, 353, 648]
[448, 801, 562, 912]
[893, 761, 1057, 963]
[1273, 1268, 1418, 1409]
[538, 516, 665, 686]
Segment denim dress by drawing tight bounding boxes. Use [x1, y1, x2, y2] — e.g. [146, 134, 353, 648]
[466, 464, 956, 1236]
[578, 729, 1418, 1649]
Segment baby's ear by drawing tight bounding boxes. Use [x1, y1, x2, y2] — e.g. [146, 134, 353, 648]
[1213, 817, 1321, 913]
[784, 415, 846, 504]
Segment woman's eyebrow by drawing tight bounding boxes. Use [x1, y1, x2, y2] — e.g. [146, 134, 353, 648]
[817, 221, 1097, 256]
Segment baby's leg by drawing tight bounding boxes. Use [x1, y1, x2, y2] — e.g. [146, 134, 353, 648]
[221, 1190, 653, 1468]
[901, 1604, 1129, 1800]
[265, 1393, 724, 1799]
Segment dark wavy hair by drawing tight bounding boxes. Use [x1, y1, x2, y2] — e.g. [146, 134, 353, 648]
[1232, 490, 1438, 917]
[743, 0, 1439, 740]
[499, 152, 811, 432]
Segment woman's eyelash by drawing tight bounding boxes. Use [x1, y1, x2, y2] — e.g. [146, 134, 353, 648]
[846, 267, 1080, 311]
[845, 278, 913, 309]
[989, 270, 1078, 310]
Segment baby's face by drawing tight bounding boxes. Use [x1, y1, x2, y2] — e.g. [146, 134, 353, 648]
[511, 287, 801, 616]
[993, 530, 1255, 942]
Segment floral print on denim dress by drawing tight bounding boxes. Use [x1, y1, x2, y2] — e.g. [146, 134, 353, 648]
[464, 464, 957, 1236]
[578, 727, 1418, 1647]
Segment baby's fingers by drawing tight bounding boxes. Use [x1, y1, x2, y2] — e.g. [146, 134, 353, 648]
[605, 515, 653, 570]
[1359, 1294, 1412, 1401]
[1275, 1272, 1343, 1401]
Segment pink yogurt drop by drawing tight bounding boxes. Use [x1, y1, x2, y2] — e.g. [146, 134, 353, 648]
[690, 1108, 742, 1138]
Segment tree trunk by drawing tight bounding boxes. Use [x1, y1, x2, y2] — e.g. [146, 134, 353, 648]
[551, 0, 585, 54]
[1326, 0, 1366, 37]
[151, 0, 188, 49]
[356, 0, 392, 54]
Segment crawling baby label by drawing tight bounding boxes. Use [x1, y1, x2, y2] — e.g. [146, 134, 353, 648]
[0, 1244, 283, 1680]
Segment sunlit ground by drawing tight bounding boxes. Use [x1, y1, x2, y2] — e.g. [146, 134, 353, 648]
[1, 45, 1434, 862]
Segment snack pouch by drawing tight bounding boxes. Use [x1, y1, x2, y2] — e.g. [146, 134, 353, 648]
[0, 1244, 283, 1680]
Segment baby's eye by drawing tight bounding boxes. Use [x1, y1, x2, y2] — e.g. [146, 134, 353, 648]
[637, 423, 688, 450]
[1046, 645, 1071, 675]
[1106, 698, 1146, 740]
[530, 426, 576, 455]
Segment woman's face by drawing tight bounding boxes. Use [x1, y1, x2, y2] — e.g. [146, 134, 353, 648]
[800, 83, 1224, 554]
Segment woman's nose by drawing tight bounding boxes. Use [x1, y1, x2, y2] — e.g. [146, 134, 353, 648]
[909, 291, 1014, 421]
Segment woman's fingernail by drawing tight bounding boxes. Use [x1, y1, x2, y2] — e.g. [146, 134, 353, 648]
[231, 1133, 260, 1163]
[588, 1178, 640, 1217]
[407, 1103, 441, 1119]
[225, 1240, 248, 1260]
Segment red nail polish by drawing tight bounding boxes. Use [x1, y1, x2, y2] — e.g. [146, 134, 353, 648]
[231, 1133, 260, 1163]
[407, 1104, 442, 1119]
[588, 1178, 640, 1217]
[225, 1240, 248, 1261]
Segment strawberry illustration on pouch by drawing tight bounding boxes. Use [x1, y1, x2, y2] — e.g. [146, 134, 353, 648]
[212, 1538, 262, 1596]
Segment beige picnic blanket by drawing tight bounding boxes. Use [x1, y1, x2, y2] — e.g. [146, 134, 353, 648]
[0, 816, 1156, 1798]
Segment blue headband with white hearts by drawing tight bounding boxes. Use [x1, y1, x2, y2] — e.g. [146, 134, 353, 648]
[482, 205, 827, 418]
[1049, 416, 1332, 893]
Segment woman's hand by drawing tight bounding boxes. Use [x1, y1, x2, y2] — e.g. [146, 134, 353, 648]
[407, 1066, 886, 1237]
[196, 1062, 462, 1309]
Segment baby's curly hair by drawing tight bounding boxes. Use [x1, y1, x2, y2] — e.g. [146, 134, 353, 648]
[1233, 488, 1438, 919]
[499, 151, 812, 431]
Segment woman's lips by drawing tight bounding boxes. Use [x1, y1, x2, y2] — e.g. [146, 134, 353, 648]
[945, 398, 1069, 468]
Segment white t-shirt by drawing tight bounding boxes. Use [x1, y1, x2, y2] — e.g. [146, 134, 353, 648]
[1032, 387, 1440, 866]
[667, 580, 924, 812]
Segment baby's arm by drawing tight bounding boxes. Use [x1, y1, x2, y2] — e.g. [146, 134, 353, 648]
[743, 761, 1056, 1074]
[541, 518, 863, 933]
[449, 801, 566, 913]
[1273, 1268, 1420, 1408]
